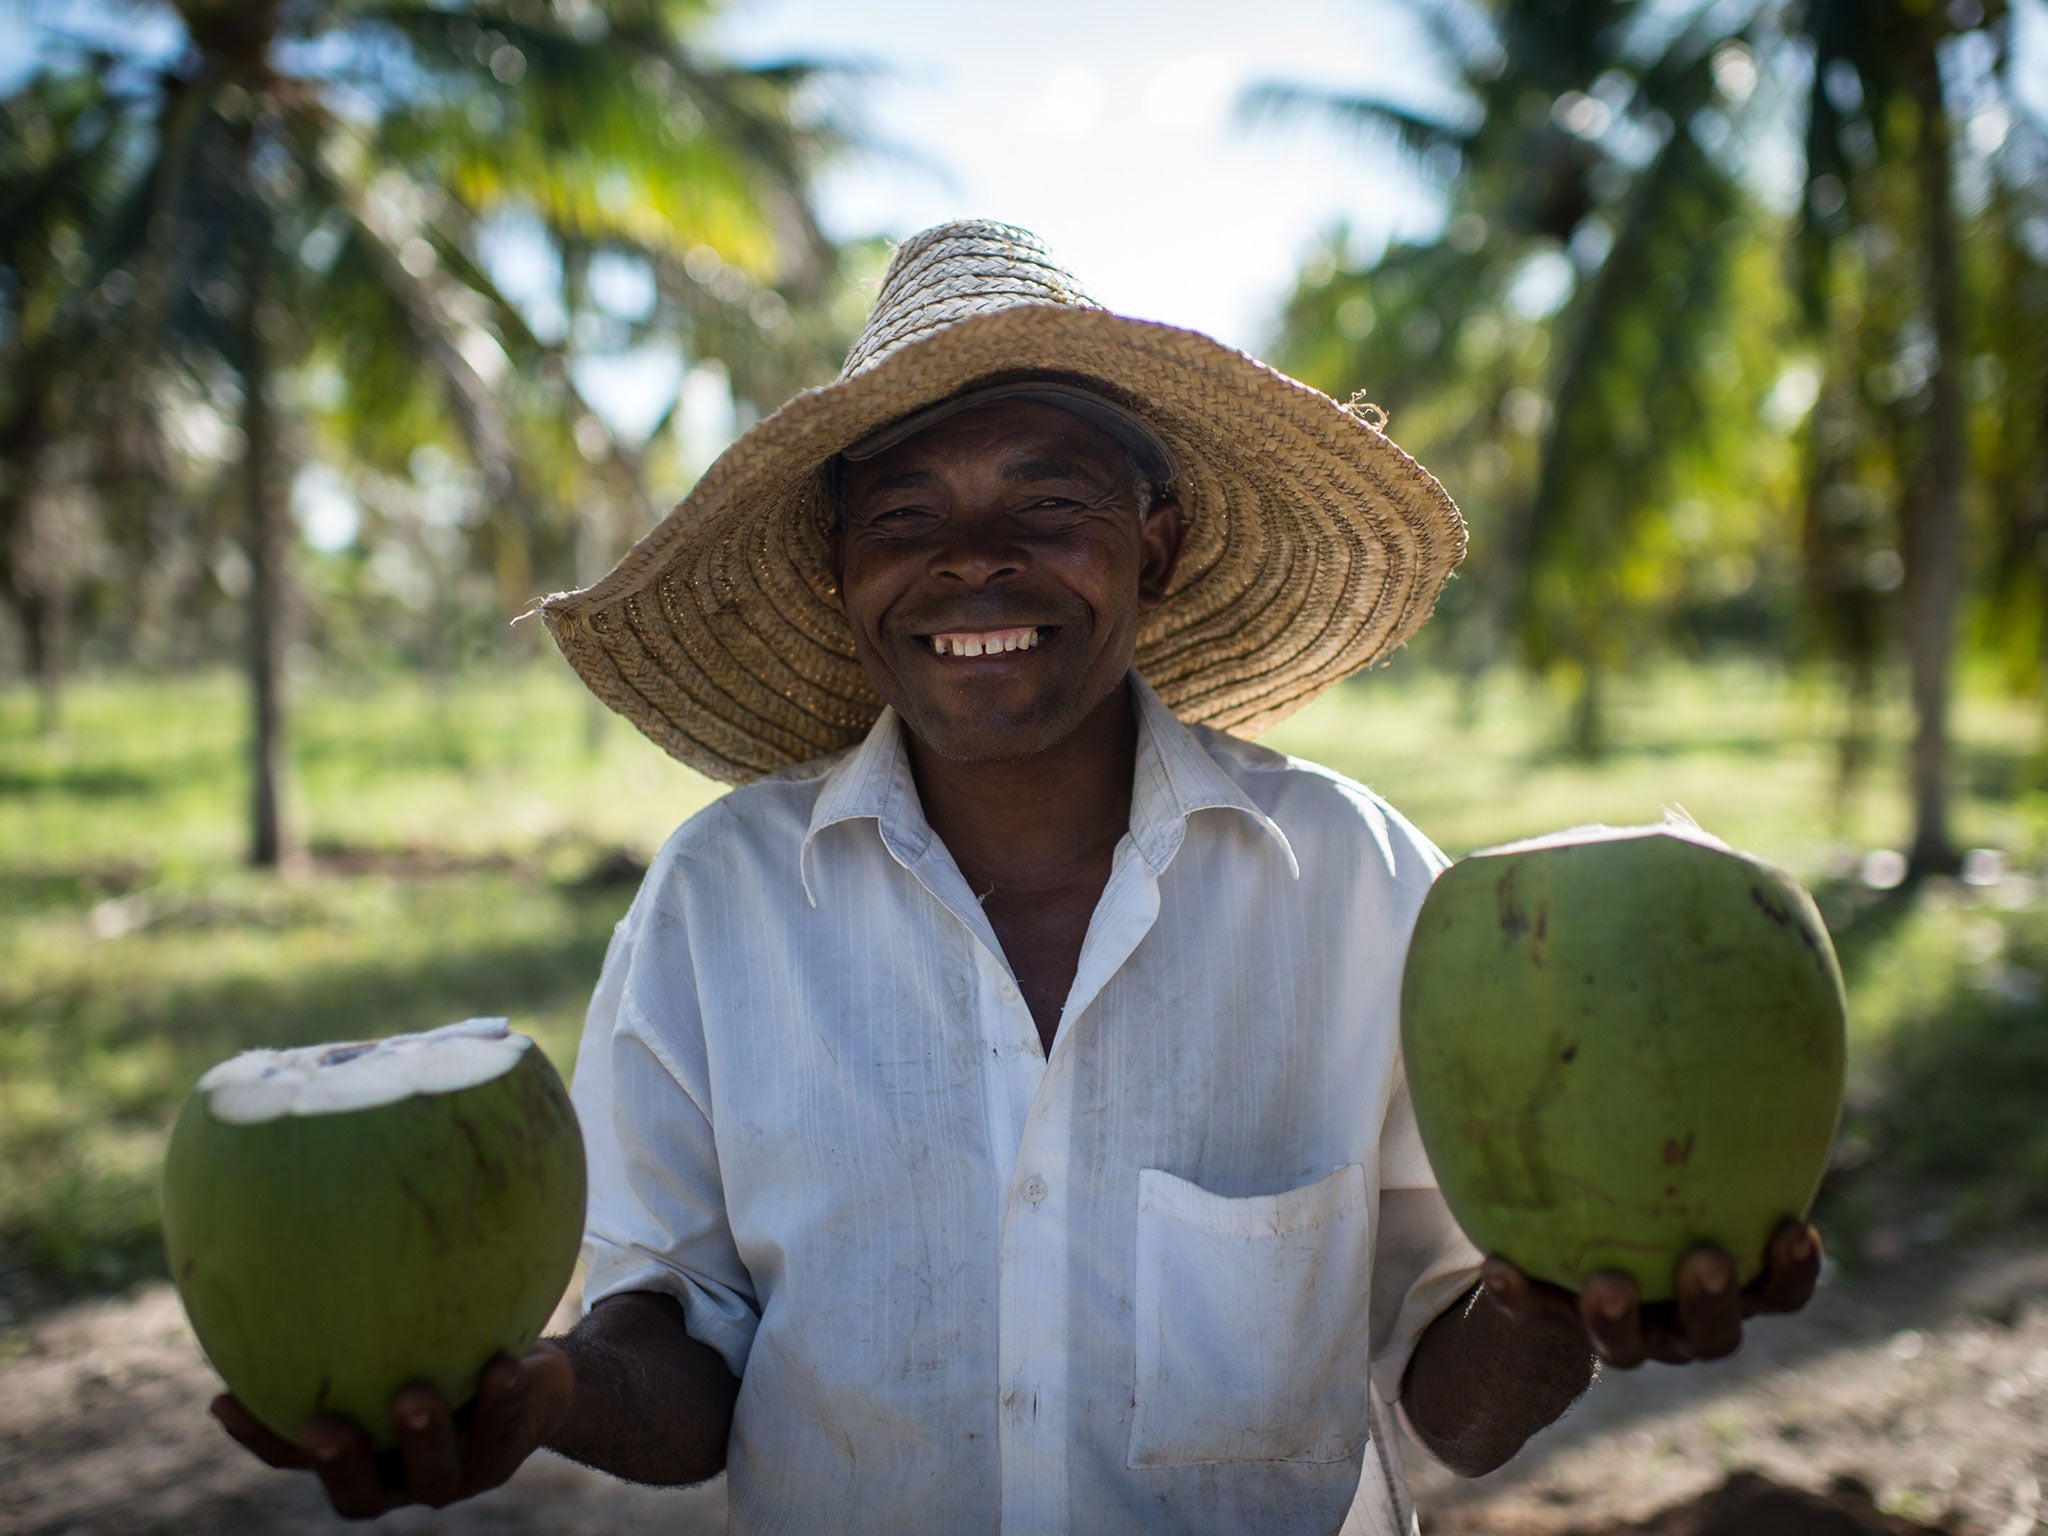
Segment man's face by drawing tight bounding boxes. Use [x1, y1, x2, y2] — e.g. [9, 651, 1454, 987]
[829, 399, 1184, 765]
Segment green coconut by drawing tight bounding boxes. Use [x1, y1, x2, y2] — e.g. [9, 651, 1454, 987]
[161, 1018, 586, 1448]
[1400, 823, 1846, 1302]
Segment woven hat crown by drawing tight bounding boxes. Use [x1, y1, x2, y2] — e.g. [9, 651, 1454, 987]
[842, 222, 1100, 378]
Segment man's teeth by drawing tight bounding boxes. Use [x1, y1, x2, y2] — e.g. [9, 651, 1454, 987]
[928, 627, 1043, 657]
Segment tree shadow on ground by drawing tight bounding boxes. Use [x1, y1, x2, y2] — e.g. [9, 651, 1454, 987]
[0, 764, 160, 799]
[1409, 1229, 2048, 1525]
[1522, 734, 1793, 766]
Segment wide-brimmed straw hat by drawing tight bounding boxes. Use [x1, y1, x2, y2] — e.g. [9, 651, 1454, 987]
[537, 220, 1465, 784]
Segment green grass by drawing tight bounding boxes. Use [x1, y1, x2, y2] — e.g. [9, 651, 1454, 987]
[1, 660, 2043, 1310]
[1274, 659, 2047, 865]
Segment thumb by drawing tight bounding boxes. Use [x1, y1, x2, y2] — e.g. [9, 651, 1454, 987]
[456, 1344, 575, 1498]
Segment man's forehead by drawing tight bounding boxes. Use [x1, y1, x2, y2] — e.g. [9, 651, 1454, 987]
[840, 381, 1174, 484]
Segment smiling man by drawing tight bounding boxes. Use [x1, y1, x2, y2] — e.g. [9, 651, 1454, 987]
[213, 222, 1819, 1532]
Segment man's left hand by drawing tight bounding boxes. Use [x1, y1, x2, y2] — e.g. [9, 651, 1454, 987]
[1480, 1218, 1823, 1369]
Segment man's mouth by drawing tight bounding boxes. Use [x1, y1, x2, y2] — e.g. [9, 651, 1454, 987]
[922, 626, 1048, 658]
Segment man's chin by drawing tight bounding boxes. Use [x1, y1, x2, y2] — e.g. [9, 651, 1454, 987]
[893, 691, 1091, 767]
[900, 711, 1072, 766]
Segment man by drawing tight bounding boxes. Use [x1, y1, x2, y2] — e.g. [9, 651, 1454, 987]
[215, 222, 1819, 1531]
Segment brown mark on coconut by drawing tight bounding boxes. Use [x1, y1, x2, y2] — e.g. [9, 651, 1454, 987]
[1495, 863, 1529, 941]
[1748, 885, 1794, 928]
[1753, 880, 1837, 979]
[450, 1105, 511, 1193]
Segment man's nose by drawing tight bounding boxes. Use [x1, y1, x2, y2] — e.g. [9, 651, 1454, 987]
[927, 519, 1025, 586]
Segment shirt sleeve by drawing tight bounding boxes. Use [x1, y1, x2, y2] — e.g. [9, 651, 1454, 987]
[570, 878, 761, 1379]
[1367, 1059, 1485, 1406]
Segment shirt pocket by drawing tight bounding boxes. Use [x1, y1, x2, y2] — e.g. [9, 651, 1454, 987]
[1128, 1163, 1374, 1468]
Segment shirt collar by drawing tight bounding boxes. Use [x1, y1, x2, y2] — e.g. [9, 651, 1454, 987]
[800, 673, 1298, 906]
[801, 702, 927, 904]
[1124, 672, 1299, 880]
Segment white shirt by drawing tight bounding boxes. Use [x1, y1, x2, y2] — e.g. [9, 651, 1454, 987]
[571, 674, 1484, 1536]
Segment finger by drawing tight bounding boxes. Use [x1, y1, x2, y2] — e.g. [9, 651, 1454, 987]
[1638, 1309, 1698, 1366]
[1747, 1220, 1822, 1317]
[302, 1415, 391, 1521]
[455, 1355, 528, 1497]
[1673, 1246, 1743, 1361]
[211, 1395, 313, 1471]
[457, 1347, 572, 1499]
[1479, 1256, 1581, 1333]
[391, 1385, 461, 1508]
[1578, 1272, 1649, 1369]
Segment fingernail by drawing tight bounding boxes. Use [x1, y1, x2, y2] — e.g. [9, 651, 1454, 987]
[1599, 1291, 1630, 1320]
[1788, 1231, 1816, 1262]
[309, 1439, 340, 1464]
[1700, 1267, 1731, 1296]
[402, 1408, 431, 1432]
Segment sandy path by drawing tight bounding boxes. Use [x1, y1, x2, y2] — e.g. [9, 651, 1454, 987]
[6, 1242, 2048, 1534]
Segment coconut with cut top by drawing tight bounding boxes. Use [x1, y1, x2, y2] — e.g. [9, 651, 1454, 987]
[161, 1019, 586, 1447]
[1399, 823, 1846, 1301]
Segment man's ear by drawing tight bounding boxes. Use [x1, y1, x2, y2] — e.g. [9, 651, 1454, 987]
[1136, 495, 1185, 610]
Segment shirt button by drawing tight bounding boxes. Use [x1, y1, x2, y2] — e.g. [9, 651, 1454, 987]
[999, 977, 1018, 1001]
[1021, 1175, 1047, 1204]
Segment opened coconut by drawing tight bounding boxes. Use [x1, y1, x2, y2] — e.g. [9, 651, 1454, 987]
[1400, 824, 1845, 1302]
[162, 1019, 586, 1447]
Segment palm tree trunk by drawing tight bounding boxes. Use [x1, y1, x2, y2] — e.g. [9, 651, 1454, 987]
[0, 376, 63, 733]
[1904, 28, 1964, 880]
[241, 252, 296, 870]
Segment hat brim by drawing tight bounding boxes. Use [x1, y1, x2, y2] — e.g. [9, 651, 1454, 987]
[539, 304, 1466, 785]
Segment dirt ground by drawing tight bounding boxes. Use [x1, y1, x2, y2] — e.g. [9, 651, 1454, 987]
[1406, 1238, 2048, 1536]
[5, 1240, 2048, 1536]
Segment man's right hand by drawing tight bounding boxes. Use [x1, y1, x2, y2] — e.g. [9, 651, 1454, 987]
[210, 1342, 575, 1520]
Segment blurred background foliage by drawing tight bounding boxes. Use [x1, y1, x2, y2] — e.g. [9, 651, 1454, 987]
[1253, 0, 2048, 876]
[1, 0, 885, 864]
[1, 0, 2045, 1315]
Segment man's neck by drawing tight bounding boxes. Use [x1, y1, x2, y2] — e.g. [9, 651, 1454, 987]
[904, 680, 1138, 903]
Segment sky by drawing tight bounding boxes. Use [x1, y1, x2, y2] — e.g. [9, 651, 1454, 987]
[709, 0, 1450, 353]
[567, 0, 1452, 461]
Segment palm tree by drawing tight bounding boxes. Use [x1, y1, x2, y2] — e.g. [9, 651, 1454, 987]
[1249, 1, 1782, 753]
[3, 0, 848, 865]
[1790, 0, 2042, 877]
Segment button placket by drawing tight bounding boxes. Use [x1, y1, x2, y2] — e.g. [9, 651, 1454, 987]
[997, 1042, 1074, 1531]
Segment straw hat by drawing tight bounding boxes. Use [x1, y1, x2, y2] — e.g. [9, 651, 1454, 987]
[538, 220, 1465, 784]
